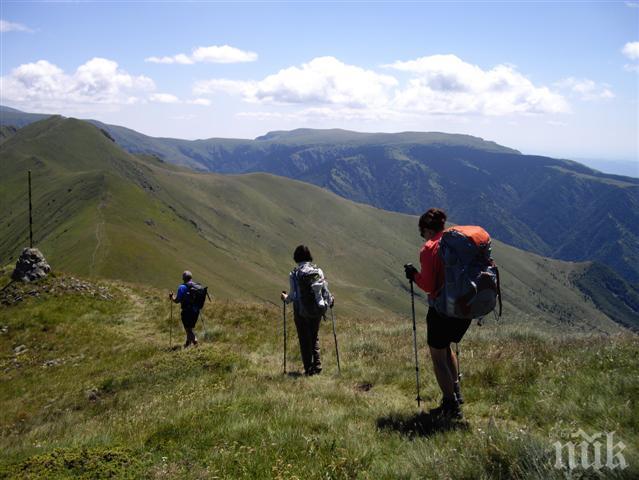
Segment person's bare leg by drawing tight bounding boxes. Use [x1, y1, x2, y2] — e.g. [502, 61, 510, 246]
[447, 346, 463, 403]
[447, 347, 459, 379]
[429, 346, 455, 400]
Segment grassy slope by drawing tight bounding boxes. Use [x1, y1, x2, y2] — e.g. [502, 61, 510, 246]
[0, 275, 637, 479]
[3, 108, 638, 285]
[0, 117, 626, 332]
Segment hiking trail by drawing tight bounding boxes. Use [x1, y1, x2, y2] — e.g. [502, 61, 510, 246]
[90, 196, 108, 277]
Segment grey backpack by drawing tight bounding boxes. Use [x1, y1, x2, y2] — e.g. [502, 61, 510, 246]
[432, 226, 502, 320]
[293, 264, 329, 318]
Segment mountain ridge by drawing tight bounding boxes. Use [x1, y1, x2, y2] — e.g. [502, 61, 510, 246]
[1, 116, 637, 330]
[2, 107, 638, 286]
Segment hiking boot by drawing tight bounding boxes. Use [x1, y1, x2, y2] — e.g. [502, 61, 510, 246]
[430, 398, 463, 420]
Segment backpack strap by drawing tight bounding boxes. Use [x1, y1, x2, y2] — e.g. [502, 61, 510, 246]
[291, 268, 302, 307]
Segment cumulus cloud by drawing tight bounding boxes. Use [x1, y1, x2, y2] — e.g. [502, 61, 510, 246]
[0, 58, 155, 110]
[622, 42, 639, 72]
[146, 45, 257, 64]
[0, 19, 33, 33]
[386, 54, 569, 115]
[149, 95, 214, 106]
[199, 55, 568, 119]
[188, 98, 211, 106]
[196, 56, 398, 109]
[556, 77, 615, 100]
[251, 57, 397, 107]
[622, 41, 639, 60]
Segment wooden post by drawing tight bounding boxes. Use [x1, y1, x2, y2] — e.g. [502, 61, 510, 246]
[28, 170, 33, 248]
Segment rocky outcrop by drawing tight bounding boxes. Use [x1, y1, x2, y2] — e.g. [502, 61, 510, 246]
[11, 248, 51, 282]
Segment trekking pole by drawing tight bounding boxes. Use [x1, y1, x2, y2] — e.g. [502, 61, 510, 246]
[456, 342, 462, 382]
[282, 292, 287, 374]
[329, 306, 341, 374]
[200, 313, 207, 338]
[409, 279, 422, 408]
[169, 299, 173, 349]
[202, 291, 213, 341]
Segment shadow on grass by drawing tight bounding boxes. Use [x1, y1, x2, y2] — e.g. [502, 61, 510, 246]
[377, 411, 469, 438]
[162, 345, 183, 353]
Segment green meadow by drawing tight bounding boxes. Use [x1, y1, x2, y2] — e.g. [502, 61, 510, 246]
[1, 273, 637, 479]
[1, 116, 638, 479]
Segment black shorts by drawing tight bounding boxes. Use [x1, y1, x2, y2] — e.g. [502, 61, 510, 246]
[181, 309, 199, 329]
[426, 307, 472, 349]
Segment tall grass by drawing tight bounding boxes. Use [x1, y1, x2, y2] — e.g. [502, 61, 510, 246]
[1, 274, 637, 479]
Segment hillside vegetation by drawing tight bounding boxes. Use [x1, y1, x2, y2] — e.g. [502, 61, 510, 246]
[3, 107, 637, 286]
[0, 116, 634, 331]
[0, 273, 637, 479]
[93, 122, 639, 286]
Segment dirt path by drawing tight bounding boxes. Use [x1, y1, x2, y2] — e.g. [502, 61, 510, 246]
[90, 197, 108, 277]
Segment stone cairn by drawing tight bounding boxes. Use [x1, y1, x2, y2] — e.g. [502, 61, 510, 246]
[11, 248, 51, 282]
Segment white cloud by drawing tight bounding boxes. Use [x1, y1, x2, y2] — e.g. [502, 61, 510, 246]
[622, 41, 639, 61]
[251, 57, 398, 107]
[146, 54, 194, 65]
[0, 19, 33, 33]
[145, 45, 257, 64]
[556, 77, 615, 101]
[188, 98, 211, 106]
[197, 55, 572, 121]
[386, 54, 569, 115]
[201, 55, 568, 119]
[150, 93, 180, 104]
[622, 42, 639, 72]
[192, 45, 257, 63]
[625, 2, 639, 8]
[0, 58, 155, 110]
[196, 56, 398, 109]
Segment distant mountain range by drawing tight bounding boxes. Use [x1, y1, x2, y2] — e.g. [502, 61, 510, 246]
[572, 157, 638, 178]
[2, 106, 638, 288]
[2, 115, 638, 331]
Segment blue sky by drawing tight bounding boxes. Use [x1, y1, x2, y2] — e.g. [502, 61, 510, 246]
[1, 1, 638, 167]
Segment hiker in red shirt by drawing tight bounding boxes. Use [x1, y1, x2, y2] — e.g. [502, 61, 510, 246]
[404, 208, 471, 419]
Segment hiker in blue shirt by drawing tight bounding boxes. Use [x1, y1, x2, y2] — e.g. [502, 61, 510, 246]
[169, 270, 200, 347]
